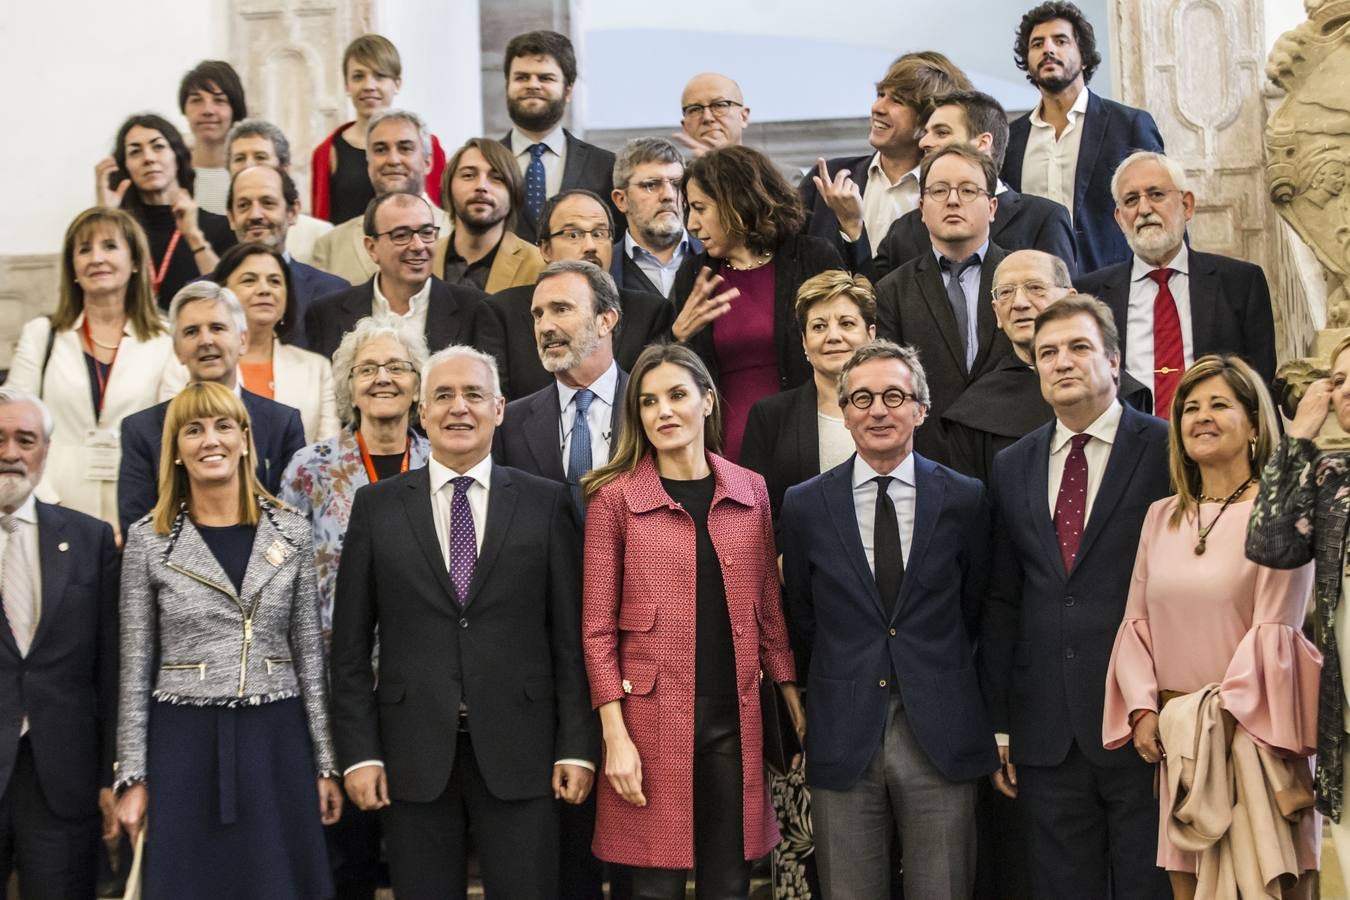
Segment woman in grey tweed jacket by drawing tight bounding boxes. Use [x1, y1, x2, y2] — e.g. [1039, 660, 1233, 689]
[113, 381, 341, 899]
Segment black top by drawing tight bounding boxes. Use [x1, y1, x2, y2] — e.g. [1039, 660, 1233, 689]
[133, 203, 235, 310]
[661, 474, 735, 698]
[330, 133, 374, 225]
[82, 353, 111, 422]
[442, 241, 499, 291]
[369, 452, 405, 482]
[197, 523, 257, 594]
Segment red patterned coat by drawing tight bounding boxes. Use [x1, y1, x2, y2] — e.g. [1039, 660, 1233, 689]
[582, 452, 797, 869]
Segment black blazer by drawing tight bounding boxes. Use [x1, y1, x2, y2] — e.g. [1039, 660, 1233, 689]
[501, 130, 622, 244]
[0, 502, 118, 818]
[739, 381, 821, 518]
[1002, 91, 1164, 273]
[287, 258, 350, 351]
[979, 403, 1170, 768]
[873, 189, 1078, 283]
[117, 390, 307, 536]
[476, 284, 673, 401]
[493, 369, 630, 481]
[608, 239, 701, 302]
[683, 234, 845, 393]
[1074, 249, 1277, 386]
[330, 464, 595, 803]
[780, 454, 997, 789]
[874, 243, 1013, 462]
[798, 153, 876, 276]
[304, 276, 487, 363]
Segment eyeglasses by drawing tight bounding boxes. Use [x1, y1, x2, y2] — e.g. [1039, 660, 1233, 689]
[922, 183, 990, 203]
[350, 360, 417, 380]
[370, 225, 440, 245]
[427, 389, 495, 406]
[992, 281, 1053, 303]
[547, 226, 612, 244]
[629, 177, 680, 195]
[847, 388, 916, 410]
[681, 99, 743, 120]
[1118, 188, 1180, 210]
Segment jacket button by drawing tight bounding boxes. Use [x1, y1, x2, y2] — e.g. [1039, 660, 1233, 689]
[1064, 596, 1075, 607]
[1064, 647, 1075, 660]
[622, 679, 632, 694]
[459, 618, 468, 629]
[889, 628, 897, 636]
[879, 679, 887, 688]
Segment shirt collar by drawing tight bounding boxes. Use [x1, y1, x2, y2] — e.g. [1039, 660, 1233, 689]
[867, 152, 920, 189]
[851, 451, 916, 490]
[1050, 398, 1122, 454]
[994, 178, 1010, 196]
[624, 229, 691, 264]
[931, 239, 990, 267]
[1130, 242, 1190, 281]
[1030, 87, 1090, 128]
[372, 274, 432, 317]
[3, 492, 38, 524]
[556, 360, 619, 411]
[428, 453, 493, 495]
[511, 125, 566, 158]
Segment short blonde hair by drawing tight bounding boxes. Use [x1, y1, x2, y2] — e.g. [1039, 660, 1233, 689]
[794, 270, 878, 334]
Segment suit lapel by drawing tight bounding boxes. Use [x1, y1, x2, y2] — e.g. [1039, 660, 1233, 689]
[402, 468, 460, 607]
[992, 189, 1023, 242]
[165, 518, 240, 598]
[460, 466, 518, 608]
[1003, 119, 1029, 190]
[1073, 93, 1108, 220]
[342, 282, 376, 333]
[561, 131, 586, 193]
[1186, 251, 1216, 356]
[1101, 266, 1133, 360]
[848, 154, 870, 197]
[790, 383, 819, 478]
[971, 245, 1007, 375]
[822, 462, 884, 618]
[610, 370, 630, 460]
[28, 504, 71, 653]
[424, 279, 465, 352]
[915, 254, 967, 372]
[237, 510, 292, 603]
[898, 457, 943, 619]
[1023, 423, 1064, 578]
[1075, 406, 1148, 568]
[523, 388, 565, 481]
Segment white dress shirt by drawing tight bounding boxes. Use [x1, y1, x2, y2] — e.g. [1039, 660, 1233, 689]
[511, 125, 567, 200]
[861, 154, 922, 257]
[851, 452, 917, 574]
[372, 274, 433, 341]
[1046, 399, 1123, 522]
[1124, 245, 1195, 394]
[624, 230, 693, 298]
[1021, 88, 1090, 220]
[558, 362, 618, 469]
[934, 240, 990, 369]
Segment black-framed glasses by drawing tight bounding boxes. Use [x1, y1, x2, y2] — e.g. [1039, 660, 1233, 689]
[629, 177, 681, 195]
[350, 360, 417, 380]
[922, 183, 990, 203]
[847, 388, 916, 410]
[992, 281, 1053, 303]
[547, 226, 612, 244]
[681, 99, 743, 120]
[370, 225, 439, 245]
[1118, 188, 1180, 210]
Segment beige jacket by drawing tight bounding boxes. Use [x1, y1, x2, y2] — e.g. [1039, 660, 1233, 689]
[430, 228, 545, 294]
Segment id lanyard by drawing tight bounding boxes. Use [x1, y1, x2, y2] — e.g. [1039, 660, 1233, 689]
[150, 228, 182, 300]
[356, 430, 409, 483]
[81, 317, 119, 419]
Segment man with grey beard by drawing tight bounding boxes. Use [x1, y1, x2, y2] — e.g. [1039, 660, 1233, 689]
[1075, 150, 1275, 411]
[608, 138, 702, 301]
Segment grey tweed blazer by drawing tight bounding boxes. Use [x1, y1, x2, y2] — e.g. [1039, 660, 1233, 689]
[115, 500, 336, 787]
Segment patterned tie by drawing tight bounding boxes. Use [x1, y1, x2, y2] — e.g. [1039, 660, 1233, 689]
[448, 476, 477, 603]
[1148, 268, 1185, 417]
[567, 389, 595, 511]
[1053, 434, 1092, 574]
[525, 143, 549, 227]
[1, 515, 34, 656]
[939, 254, 981, 369]
[872, 476, 904, 618]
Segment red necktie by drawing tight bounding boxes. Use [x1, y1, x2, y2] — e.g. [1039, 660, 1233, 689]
[1148, 268, 1184, 417]
[1054, 433, 1091, 573]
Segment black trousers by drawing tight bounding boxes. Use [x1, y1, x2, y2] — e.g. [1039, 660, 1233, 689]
[0, 736, 99, 900]
[382, 730, 558, 899]
[325, 793, 383, 899]
[629, 695, 751, 900]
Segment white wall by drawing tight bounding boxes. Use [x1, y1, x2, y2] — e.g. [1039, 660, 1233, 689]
[375, 0, 484, 154]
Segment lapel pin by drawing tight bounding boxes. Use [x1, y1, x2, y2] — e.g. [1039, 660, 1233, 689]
[265, 540, 288, 568]
[58, 542, 69, 552]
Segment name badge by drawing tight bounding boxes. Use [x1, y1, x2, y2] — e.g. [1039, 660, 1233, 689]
[84, 429, 120, 481]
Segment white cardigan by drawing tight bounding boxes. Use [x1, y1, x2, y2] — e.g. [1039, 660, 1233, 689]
[6, 314, 175, 527]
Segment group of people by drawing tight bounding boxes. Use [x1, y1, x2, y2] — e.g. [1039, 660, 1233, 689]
[0, 1, 1323, 898]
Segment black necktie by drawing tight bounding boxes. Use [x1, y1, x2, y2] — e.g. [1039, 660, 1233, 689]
[940, 253, 981, 369]
[873, 476, 904, 618]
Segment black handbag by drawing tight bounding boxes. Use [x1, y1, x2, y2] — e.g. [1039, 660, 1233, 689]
[760, 674, 801, 775]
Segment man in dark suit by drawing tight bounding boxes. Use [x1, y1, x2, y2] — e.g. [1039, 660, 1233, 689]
[874, 89, 1077, 281]
[304, 192, 486, 362]
[118, 282, 306, 536]
[1075, 151, 1277, 409]
[801, 52, 971, 273]
[609, 137, 702, 302]
[477, 190, 674, 400]
[674, 72, 750, 157]
[331, 345, 595, 898]
[979, 295, 1170, 898]
[0, 388, 119, 899]
[224, 164, 348, 349]
[875, 144, 1013, 464]
[780, 340, 997, 898]
[500, 30, 621, 243]
[1002, 2, 1164, 272]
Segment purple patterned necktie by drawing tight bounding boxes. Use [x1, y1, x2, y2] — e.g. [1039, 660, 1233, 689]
[448, 476, 477, 602]
[1053, 433, 1091, 573]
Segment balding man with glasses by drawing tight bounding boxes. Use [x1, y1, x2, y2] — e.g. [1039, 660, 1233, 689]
[306, 191, 486, 361]
[675, 73, 751, 158]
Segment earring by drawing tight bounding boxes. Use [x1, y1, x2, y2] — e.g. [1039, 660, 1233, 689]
[173, 458, 182, 465]
[1248, 438, 1257, 464]
[242, 447, 249, 457]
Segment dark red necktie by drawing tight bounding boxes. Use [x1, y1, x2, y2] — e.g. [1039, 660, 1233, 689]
[1054, 433, 1091, 573]
[1148, 268, 1184, 417]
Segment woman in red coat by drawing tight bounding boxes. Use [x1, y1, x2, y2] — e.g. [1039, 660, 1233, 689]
[582, 342, 804, 898]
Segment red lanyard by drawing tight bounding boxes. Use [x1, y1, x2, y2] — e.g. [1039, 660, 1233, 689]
[81, 317, 119, 418]
[356, 431, 409, 483]
[151, 228, 182, 299]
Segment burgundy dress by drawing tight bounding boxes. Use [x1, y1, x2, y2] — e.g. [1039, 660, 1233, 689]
[711, 263, 779, 462]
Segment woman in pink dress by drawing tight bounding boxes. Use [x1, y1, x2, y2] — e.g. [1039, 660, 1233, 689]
[1103, 354, 1321, 898]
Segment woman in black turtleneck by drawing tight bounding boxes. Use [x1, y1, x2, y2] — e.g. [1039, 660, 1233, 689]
[96, 113, 235, 309]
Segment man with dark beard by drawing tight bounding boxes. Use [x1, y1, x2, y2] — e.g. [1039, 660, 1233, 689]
[431, 138, 545, 293]
[500, 31, 622, 244]
[476, 190, 673, 399]
[608, 138, 702, 301]
[1001, 2, 1164, 272]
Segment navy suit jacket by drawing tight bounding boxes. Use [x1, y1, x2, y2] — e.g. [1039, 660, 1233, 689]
[501, 130, 622, 244]
[287, 258, 349, 351]
[979, 403, 1170, 768]
[117, 390, 306, 536]
[0, 502, 118, 818]
[493, 369, 629, 482]
[780, 454, 998, 789]
[1074, 249, 1277, 386]
[798, 153, 876, 276]
[1002, 91, 1164, 273]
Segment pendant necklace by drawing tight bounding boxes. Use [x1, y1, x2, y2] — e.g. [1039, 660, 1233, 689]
[1194, 478, 1254, 555]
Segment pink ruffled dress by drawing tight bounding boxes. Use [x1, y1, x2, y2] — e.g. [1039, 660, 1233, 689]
[1103, 495, 1322, 872]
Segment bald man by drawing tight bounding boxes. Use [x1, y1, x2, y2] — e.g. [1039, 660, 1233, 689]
[675, 72, 750, 157]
